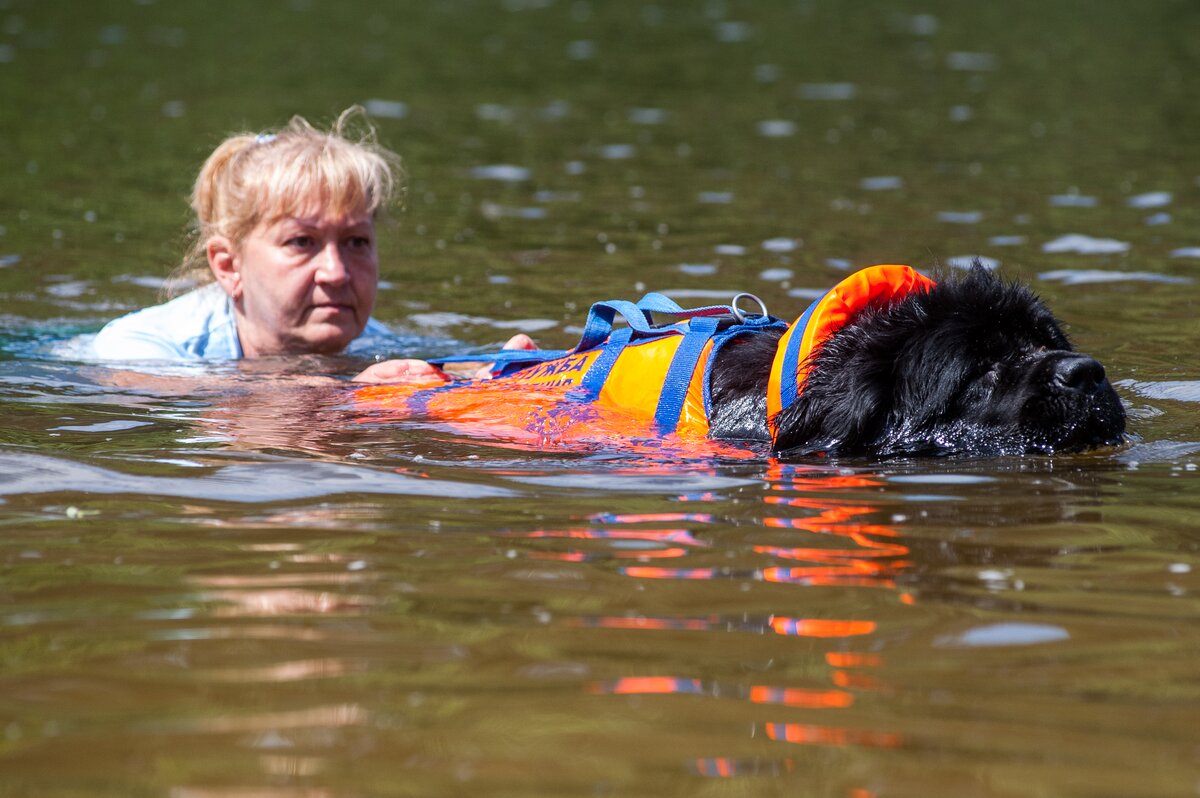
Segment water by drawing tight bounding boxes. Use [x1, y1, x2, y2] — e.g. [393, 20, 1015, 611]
[2, 1, 1200, 795]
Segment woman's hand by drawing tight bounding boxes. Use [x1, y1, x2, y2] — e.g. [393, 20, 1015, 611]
[352, 335, 538, 384]
[472, 333, 537, 379]
[352, 359, 451, 385]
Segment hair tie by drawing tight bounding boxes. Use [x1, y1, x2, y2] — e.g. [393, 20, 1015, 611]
[254, 133, 277, 144]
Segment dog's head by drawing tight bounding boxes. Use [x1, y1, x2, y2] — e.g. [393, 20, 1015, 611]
[771, 267, 1127, 457]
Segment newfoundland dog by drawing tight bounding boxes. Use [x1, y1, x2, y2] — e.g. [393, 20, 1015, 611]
[359, 265, 1126, 458]
[709, 265, 1126, 457]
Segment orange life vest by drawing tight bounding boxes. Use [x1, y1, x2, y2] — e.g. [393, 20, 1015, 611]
[357, 265, 935, 447]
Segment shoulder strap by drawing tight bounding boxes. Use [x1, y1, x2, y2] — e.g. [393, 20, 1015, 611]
[653, 316, 720, 433]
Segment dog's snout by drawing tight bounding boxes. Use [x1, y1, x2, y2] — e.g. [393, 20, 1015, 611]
[1051, 354, 1106, 393]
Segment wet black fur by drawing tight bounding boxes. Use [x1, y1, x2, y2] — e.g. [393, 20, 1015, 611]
[707, 267, 1126, 457]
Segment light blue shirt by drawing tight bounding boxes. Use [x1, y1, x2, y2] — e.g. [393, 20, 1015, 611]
[91, 283, 392, 361]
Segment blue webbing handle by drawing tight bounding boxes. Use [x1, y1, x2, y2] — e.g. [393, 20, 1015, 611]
[653, 316, 720, 433]
[635, 292, 732, 319]
[429, 349, 572, 365]
[574, 294, 738, 352]
[428, 348, 573, 379]
[428, 293, 756, 382]
[574, 300, 660, 352]
[575, 326, 633, 401]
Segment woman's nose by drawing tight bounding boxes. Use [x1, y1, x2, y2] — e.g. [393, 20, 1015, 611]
[315, 243, 349, 284]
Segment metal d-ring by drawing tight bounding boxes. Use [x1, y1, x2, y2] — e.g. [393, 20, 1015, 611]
[730, 292, 769, 323]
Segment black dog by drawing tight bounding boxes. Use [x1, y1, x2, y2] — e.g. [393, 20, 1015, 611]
[708, 267, 1126, 457]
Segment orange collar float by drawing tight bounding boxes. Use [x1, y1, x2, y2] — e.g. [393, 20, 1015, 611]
[766, 264, 935, 434]
[362, 265, 934, 447]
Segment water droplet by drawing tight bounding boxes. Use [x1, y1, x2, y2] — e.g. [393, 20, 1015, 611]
[363, 98, 408, 119]
[754, 63, 781, 83]
[1049, 194, 1098, 207]
[469, 164, 530, 182]
[714, 20, 751, 42]
[600, 143, 636, 160]
[1127, 191, 1172, 208]
[628, 107, 667, 125]
[762, 238, 799, 253]
[946, 51, 997, 71]
[936, 210, 982, 224]
[860, 176, 903, 191]
[797, 82, 856, 100]
[757, 119, 796, 138]
[566, 40, 596, 60]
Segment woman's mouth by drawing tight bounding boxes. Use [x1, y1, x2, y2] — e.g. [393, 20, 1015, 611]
[309, 302, 356, 318]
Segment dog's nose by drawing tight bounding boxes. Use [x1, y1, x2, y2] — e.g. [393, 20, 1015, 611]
[1051, 354, 1106, 393]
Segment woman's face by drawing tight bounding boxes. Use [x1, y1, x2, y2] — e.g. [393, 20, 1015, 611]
[215, 211, 379, 357]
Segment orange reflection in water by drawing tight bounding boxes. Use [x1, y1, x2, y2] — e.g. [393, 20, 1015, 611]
[592, 677, 853, 710]
[756, 464, 910, 589]
[570, 614, 875, 638]
[518, 524, 708, 563]
[544, 463, 911, 781]
[691, 757, 797, 778]
[765, 721, 902, 749]
[605, 463, 912, 591]
[748, 686, 854, 709]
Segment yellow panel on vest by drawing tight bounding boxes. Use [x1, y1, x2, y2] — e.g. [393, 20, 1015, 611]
[599, 336, 711, 437]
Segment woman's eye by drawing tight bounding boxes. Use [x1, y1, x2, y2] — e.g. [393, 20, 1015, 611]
[347, 236, 372, 249]
[285, 235, 314, 248]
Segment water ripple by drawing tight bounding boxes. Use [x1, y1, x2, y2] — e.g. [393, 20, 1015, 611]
[1039, 269, 1191, 285]
[1123, 380, 1200, 402]
[0, 452, 515, 501]
[1042, 234, 1130, 255]
[510, 472, 757, 494]
[1127, 191, 1172, 208]
[934, 622, 1069, 648]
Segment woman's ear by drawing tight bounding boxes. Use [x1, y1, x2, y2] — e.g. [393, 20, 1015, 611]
[207, 236, 241, 300]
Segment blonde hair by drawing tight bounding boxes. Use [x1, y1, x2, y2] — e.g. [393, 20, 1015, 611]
[170, 106, 404, 292]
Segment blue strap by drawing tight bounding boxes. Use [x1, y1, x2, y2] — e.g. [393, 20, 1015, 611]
[775, 290, 829, 412]
[429, 294, 773, 387]
[429, 348, 572, 378]
[635, 292, 731, 318]
[700, 316, 790, 414]
[575, 301, 650, 352]
[574, 326, 633, 401]
[653, 316, 720, 433]
[574, 293, 738, 352]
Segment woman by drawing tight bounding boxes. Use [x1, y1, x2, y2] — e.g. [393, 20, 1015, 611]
[90, 109, 446, 377]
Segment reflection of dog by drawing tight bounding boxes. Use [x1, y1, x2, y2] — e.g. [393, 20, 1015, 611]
[710, 265, 1126, 456]
[362, 265, 1126, 457]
